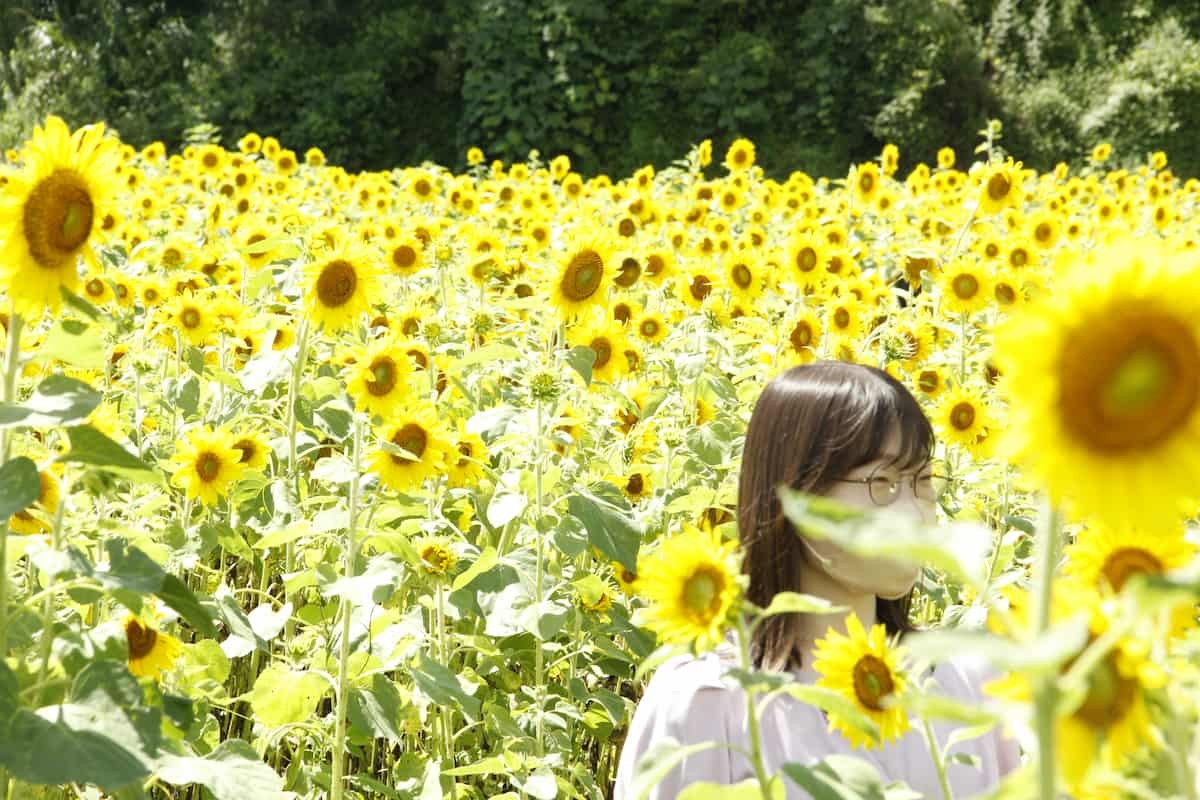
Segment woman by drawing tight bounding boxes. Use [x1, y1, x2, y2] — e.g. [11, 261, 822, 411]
[613, 361, 1020, 799]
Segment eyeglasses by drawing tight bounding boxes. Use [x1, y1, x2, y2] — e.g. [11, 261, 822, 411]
[832, 465, 949, 507]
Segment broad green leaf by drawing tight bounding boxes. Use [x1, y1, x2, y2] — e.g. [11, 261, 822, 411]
[627, 736, 725, 800]
[156, 739, 285, 799]
[777, 488, 992, 587]
[758, 592, 846, 619]
[411, 653, 482, 723]
[254, 522, 313, 551]
[347, 674, 409, 744]
[566, 482, 642, 573]
[0, 456, 41, 518]
[248, 665, 329, 728]
[0, 375, 101, 428]
[781, 754, 899, 800]
[452, 546, 498, 591]
[34, 319, 107, 369]
[486, 491, 527, 528]
[680, 778, 786, 799]
[519, 766, 557, 800]
[563, 345, 597, 385]
[442, 755, 507, 777]
[455, 343, 523, 370]
[779, 685, 880, 744]
[904, 618, 1089, 673]
[61, 424, 161, 484]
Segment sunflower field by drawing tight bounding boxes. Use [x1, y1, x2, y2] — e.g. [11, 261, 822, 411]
[0, 114, 1199, 800]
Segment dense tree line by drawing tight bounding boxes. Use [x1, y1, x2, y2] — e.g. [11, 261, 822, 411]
[1, 0, 1198, 177]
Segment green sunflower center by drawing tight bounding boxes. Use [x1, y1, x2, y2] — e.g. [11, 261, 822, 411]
[561, 250, 603, 301]
[195, 452, 222, 482]
[367, 356, 398, 396]
[682, 566, 725, 621]
[852, 654, 895, 711]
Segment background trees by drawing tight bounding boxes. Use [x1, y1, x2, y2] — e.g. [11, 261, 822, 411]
[1, 0, 1197, 177]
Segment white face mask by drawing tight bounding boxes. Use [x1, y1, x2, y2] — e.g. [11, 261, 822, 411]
[799, 533, 921, 599]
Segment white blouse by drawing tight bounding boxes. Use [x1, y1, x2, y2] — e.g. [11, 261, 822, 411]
[613, 635, 1021, 800]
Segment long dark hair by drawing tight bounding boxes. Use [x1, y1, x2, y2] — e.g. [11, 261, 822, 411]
[737, 361, 934, 671]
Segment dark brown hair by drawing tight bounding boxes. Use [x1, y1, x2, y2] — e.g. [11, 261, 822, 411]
[737, 360, 934, 671]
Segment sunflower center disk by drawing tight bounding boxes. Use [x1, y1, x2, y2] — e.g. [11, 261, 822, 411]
[391, 423, 428, 463]
[953, 274, 979, 299]
[852, 654, 895, 711]
[562, 251, 603, 301]
[682, 568, 723, 621]
[317, 260, 358, 307]
[392, 246, 417, 269]
[951, 402, 976, 430]
[1101, 547, 1163, 592]
[24, 170, 96, 268]
[125, 619, 159, 660]
[986, 173, 1011, 201]
[181, 308, 202, 329]
[234, 440, 255, 464]
[1059, 312, 1200, 453]
[195, 452, 222, 482]
[1074, 658, 1136, 727]
[591, 338, 612, 368]
[733, 264, 752, 288]
[368, 358, 397, 396]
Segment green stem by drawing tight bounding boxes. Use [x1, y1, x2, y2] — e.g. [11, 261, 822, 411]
[35, 483, 68, 705]
[920, 717, 954, 800]
[1030, 501, 1062, 800]
[733, 614, 777, 800]
[283, 317, 310, 642]
[533, 397, 545, 759]
[329, 413, 362, 800]
[436, 580, 459, 800]
[0, 308, 24, 657]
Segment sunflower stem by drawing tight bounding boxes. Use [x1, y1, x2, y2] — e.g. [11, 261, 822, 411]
[920, 716, 954, 800]
[533, 396, 546, 759]
[330, 412, 361, 800]
[734, 613, 778, 800]
[436, 579, 459, 800]
[1030, 500, 1062, 800]
[0, 308, 23, 657]
[283, 317, 310, 643]
[35, 479, 68, 706]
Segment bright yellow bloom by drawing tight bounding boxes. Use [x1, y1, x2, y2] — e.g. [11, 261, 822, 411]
[813, 612, 911, 749]
[369, 402, 453, 493]
[724, 138, 755, 172]
[0, 116, 120, 317]
[632, 523, 741, 652]
[345, 336, 415, 420]
[994, 236, 1200, 529]
[125, 615, 183, 679]
[169, 426, 247, 506]
[303, 239, 383, 332]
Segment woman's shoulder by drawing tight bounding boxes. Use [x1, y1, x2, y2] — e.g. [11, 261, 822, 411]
[929, 650, 1004, 700]
[647, 640, 742, 693]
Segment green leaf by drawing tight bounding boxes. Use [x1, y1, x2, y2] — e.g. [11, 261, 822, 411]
[348, 674, 409, 745]
[451, 546, 498, 591]
[680, 778, 786, 799]
[626, 736, 725, 800]
[34, 320, 107, 369]
[566, 482, 642, 573]
[563, 345, 597, 385]
[156, 739, 285, 799]
[904, 618, 1089, 673]
[0, 457, 41, 519]
[781, 754, 901, 800]
[248, 665, 330, 728]
[61, 425, 161, 484]
[455, 343, 523, 370]
[779, 685, 880, 745]
[0, 375, 101, 428]
[757, 592, 846, 619]
[777, 488, 993, 587]
[157, 574, 217, 638]
[486, 492, 527, 528]
[411, 653, 482, 723]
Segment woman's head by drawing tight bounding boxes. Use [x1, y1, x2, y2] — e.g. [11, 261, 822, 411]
[737, 360, 935, 671]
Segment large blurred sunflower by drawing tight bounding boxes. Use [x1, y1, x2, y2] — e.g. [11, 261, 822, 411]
[994, 237, 1200, 529]
[632, 523, 742, 652]
[0, 116, 120, 317]
[813, 612, 911, 750]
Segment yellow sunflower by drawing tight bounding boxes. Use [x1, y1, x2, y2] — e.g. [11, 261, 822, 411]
[787, 234, 825, 291]
[994, 236, 1200, 529]
[0, 116, 120, 317]
[303, 240, 383, 332]
[940, 260, 992, 316]
[230, 429, 272, 471]
[369, 402, 454, 493]
[724, 138, 756, 172]
[345, 336, 415, 420]
[125, 615, 183, 679]
[632, 523, 742, 652]
[978, 158, 1025, 215]
[812, 612, 911, 750]
[444, 422, 489, 489]
[936, 387, 993, 451]
[168, 426, 247, 506]
[566, 318, 628, 384]
[415, 535, 459, 576]
[783, 308, 823, 365]
[1062, 522, 1196, 637]
[165, 295, 218, 348]
[8, 466, 62, 535]
[545, 234, 613, 321]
